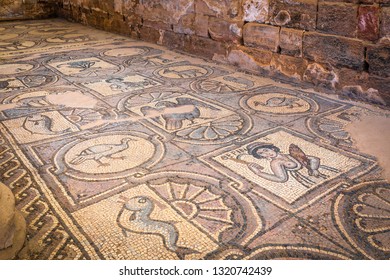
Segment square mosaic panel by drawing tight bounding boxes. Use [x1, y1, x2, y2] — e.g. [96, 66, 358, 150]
[84, 74, 162, 96]
[128, 94, 234, 133]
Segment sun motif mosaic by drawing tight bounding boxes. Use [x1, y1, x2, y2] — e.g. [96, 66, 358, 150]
[0, 19, 389, 260]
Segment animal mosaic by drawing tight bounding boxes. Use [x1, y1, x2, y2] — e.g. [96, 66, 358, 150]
[0, 19, 388, 261]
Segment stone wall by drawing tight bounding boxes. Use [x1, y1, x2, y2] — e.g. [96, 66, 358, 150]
[0, 0, 59, 20]
[53, 1, 390, 105]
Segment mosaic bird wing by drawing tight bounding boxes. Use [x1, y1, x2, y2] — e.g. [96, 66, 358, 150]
[87, 144, 116, 154]
[70, 144, 116, 165]
[288, 143, 310, 167]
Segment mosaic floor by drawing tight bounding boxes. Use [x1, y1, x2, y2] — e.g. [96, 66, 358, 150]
[1, 19, 389, 260]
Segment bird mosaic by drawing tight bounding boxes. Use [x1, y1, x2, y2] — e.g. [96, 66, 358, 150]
[140, 97, 221, 131]
[70, 137, 137, 167]
[117, 196, 199, 260]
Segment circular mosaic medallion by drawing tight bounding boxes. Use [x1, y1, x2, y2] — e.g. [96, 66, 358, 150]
[103, 47, 149, 57]
[64, 134, 155, 174]
[29, 28, 71, 36]
[156, 65, 210, 79]
[46, 34, 90, 43]
[246, 93, 311, 114]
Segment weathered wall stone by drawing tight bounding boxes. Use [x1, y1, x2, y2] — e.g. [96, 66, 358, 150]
[269, 0, 318, 30]
[271, 54, 308, 80]
[228, 45, 273, 73]
[303, 32, 365, 70]
[243, 23, 280, 52]
[317, 2, 358, 37]
[174, 14, 197, 35]
[135, 0, 195, 26]
[54, 0, 390, 106]
[208, 17, 243, 43]
[303, 63, 339, 89]
[242, 0, 269, 23]
[0, 0, 59, 20]
[381, 8, 390, 38]
[366, 44, 390, 77]
[358, 5, 380, 42]
[279, 28, 303, 57]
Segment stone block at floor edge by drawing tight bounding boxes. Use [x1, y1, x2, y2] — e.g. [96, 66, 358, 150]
[303, 63, 339, 90]
[227, 45, 273, 72]
[194, 14, 209, 37]
[243, 23, 280, 52]
[185, 35, 228, 59]
[271, 54, 308, 80]
[174, 13, 206, 36]
[279, 28, 303, 57]
[208, 17, 243, 43]
[139, 26, 161, 43]
[161, 30, 187, 49]
[317, 2, 358, 38]
[303, 32, 365, 70]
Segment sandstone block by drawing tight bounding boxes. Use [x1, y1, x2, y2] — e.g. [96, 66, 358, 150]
[144, 20, 173, 31]
[195, 0, 218, 16]
[317, 2, 358, 37]
[366, 44, 390, 77]
[194, 14, 209, 37]
[243, 23, 280, 52]
[337, 67, 390, 105]
[227, 46, 273, 73]
[161, 30, 186, 50]
[279, 28, 303, 57]
[269, 0, 317, 31]
[136, 0, 194, 26]
[303, 63, 339, 89]
[271, 54, 308, 80]
[208, 17, 243, 43]
[195, 0, 240, 18]
[358, 6, 380, 41]
[139, 26, 161, 43]
[242, 0, 269, 23]
[173, 14, 196, 35]
[303, 32, 365, 70]
[381, 8, 390, 38]
[185, 35, 228, 59]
